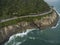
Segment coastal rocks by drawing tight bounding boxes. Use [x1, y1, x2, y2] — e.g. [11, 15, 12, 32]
[0, 22, 37, 44]
[34, 11, 58, 29]
[0, 11, 59, 44]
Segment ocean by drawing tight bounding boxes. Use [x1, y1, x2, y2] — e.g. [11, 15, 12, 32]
[4, 0, 60, 45]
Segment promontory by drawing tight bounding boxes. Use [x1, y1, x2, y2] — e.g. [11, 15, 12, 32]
[0, 0, 59, 45]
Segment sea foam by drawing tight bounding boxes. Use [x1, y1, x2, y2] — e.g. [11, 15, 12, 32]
[51, 7, 60, 29]
[51, 23, 59, 29]
[4, 29, 37, 45]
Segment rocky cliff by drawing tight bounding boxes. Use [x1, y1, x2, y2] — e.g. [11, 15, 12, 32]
[0, 11, 59, 45]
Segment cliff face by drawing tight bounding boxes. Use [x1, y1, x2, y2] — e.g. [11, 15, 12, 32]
[0, 11, 59, 44]
[34, 11, 59, 29]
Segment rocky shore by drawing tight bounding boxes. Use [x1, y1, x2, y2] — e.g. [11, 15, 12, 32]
[0, 11, 59, 45]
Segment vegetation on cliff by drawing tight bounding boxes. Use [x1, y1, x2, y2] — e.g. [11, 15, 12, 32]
[0, 13, 52, 28]
[0, 0, 52, 28]
[0, 0, 50, 19]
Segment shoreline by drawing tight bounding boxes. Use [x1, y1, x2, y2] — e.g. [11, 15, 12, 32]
[0, 28, 39, 45]
[0, 0, 59, 45]
[0, 9, 59, 45]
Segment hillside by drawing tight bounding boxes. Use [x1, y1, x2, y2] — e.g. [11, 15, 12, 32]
[0, 0, 50, 19]
[0, 0, 59, 45]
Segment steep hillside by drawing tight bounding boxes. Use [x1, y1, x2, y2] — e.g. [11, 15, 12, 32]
[0, 0, 50, 19]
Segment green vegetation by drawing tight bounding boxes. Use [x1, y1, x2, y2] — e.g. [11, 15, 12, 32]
[0, 0, 50, 19]
[0, 0, 51, 28]
[0, 13, 51, 28]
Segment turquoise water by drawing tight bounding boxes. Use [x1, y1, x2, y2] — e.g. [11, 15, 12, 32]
[4, 0, 60, 45]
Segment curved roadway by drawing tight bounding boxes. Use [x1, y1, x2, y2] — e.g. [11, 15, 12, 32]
[0, 9, 52, 23]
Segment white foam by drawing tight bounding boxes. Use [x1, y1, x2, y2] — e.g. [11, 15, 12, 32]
[4, 29, 37, 45]
[15, 29, 37, 37]
[59, 14, 60, 16]
[40, 30, 44, 33]
[51, 7, 60, 29]
[29, 37, 36, 40]
[16, 40, 26, 45]
[51, 23, 59, 29]
[16, 42, 22, 45]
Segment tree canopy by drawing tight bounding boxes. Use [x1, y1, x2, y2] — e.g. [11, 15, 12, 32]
[0, 0, 50, 19]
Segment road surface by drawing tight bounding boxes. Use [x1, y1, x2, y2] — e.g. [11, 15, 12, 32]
[0, 9, 52, 23]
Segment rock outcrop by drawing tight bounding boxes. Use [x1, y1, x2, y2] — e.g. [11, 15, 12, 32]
[34, 11, 59, 29]
[0, 11, 59, 45]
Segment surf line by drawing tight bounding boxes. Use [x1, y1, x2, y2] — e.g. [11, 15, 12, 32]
[51, 7, 60, 29]
[4, 29, 38, 45]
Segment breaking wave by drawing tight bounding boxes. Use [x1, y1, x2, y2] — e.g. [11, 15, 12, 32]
[4, 29, 37, 45]
[51, 7, 60, 29]
[51, 22, 59, 29]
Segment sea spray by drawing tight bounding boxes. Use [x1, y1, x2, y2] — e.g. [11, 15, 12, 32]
[4, 29, 38, 45]
[51, 7, 60, 29]
[51, 22, 59, 29]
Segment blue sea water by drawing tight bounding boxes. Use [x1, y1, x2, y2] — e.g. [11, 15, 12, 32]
[4, 0, 60, 45]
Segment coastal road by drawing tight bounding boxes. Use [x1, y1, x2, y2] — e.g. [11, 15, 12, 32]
[0, 9, 52, 23]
